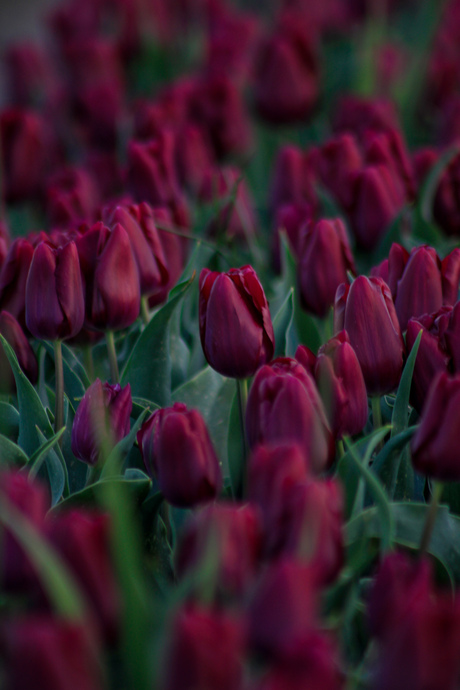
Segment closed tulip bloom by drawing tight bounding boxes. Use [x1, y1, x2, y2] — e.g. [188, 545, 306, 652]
[246, 358, 334, 474]
[444, 300, 460, 371]
[126, 130, 182, 208]
[0, 238, 34, 329]
[137, 402, 222, 508]
[297, 218, 355, 318]
[71, 378, 132, 466]
[199, 265, 274, 379]
[334, 276, 405, 396]
[313, 331, 368, 438]
[77, 222, 140, 331]
[332, 95, 399, 138]
[411, 372, 460, 481]
[26, 241, 85, 341]
[269, 145, 317, 217]
[0, 310, 38, 393]
[311, 132, 363, 210]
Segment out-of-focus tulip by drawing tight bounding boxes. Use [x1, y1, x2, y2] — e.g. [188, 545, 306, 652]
[312, 331, 368, 438]
[175, 503, 262, 600]
[411, 372, 460, 480]
[364, 128, 415, 201]
[269, 145, 317, 216]
[25, 241, 85, 341]
[148, 205, 188, 307]
[334, 276, 405, 396]
[1, 615, 103, 690]
[162, 604, 245, 690]
[5, 43, 59, 108]
[0, 238, 34, 330]
[246, 358, 334, 474]
[46, 167, 100, 229]
[71, 378, 132, 466]
[137, 402, 222, 508]
[332, 95, 399, 138]
[0, 311, 38, 394]
[297, 218, 355, 318]
[126, 130, 182, 208]
[253, 11, 319, 124]
[199, 265, 274, 379]
[175, 123, 214, 193]
[271, 202, 313, 272]
[48, 510, 120, 643]
[311, 132, 363, 210]
[76, 222, 140, 331]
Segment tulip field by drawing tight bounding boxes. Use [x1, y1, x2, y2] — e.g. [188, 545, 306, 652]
[3, 0, 460, 688]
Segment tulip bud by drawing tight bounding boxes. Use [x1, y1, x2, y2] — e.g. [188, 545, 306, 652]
[0, 310, 38, 393]
[137, 402, 222, 508]
[271, 202, 313, 271]
[312, 132, 363, 210]
[246, 358, 334, 474]
[364, 128, 415, 201]
[334, 276, 405, 396]
[126, 130, 182, 208]
[297, 218, 355, 318]
[411, 372, 460, 481]
[46, 166, 100, 229]
[71, 378, 132, 466]
[332, 95, 399, 138]
[199, 265, 275, 379]
[0, 238, 34, 330]
[147, 205, 188, 308]
[26, 241, 85, 341]
[162, 604, 245, 690]
[76, 222, 141, 331]
[269, 145, 316, 216]
[313, 331, 368, 438]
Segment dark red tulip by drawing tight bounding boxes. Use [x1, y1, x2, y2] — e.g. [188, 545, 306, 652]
[0, 238, 34, 330]
[148, 205, 188, 308]
[126, 130, 182, 208]
[411, 372, 460, 480]
[176, 503, 262, 600]
[269, 145, 317, 216]
[297, 218, 355, 318]
[0, 310, 38, 394]
[76, 222, 140, 331]
[46, 166, 100, 230]
[334, 276, 405, 396]
[246, 358, 334, 474]
[312, 331, 368, 438]
[199, 265, 274, 379]
[71, 378, 132, 466]
[332, 95, 400, 138]
[137, 402, 222, 508]
[271, 202, 313, 272]
[253, 11, 319, 124]
[5, 42, 59, 107]
[364, 127, 415, 201]
[162, 603, 245, 690]
[26, 241, 85, 341]
[311, 132, 363, 210]
[175, 123, 214, 193]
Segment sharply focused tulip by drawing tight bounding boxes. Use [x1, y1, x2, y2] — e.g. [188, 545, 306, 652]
[246, 358, 334, 473]
[0, 310, 38, 394]
[297, 218, 355, 318]
[137, 402, 222, 507]
[199, 265, 274, 379]
[334, 276, 405, 396]
[25, 241, 85, 341]
[76, 222, 141, 331]
[71, 378, 132, 466]
[312, 331, 368, 438]
[411, 372, 460, 480]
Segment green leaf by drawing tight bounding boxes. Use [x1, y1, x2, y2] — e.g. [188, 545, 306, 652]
[172, 366, 235, 472]
[121, 276, 194, 406]
[373, 425, 418, 491]
[131, 396, 159, 419]
[392, 330, 422, 438]
[347, 502, 460, 586]
[100, 408, 150, 480]
[51, 473, 152, 512]
[273, 288, 295, 358]
[293, 288, 322, 353]
[28, 427, 67, 480]
[35, 427, 67, 506]
[0, 402, 19, 439]
[0, 433, 28, 466]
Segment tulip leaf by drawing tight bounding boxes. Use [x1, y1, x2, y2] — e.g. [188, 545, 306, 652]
[0, 402, 19, 440]
[131, 396, 160, 419]
[391, 330, 422, 438]
[28, 426, 67, 479]
[100, 408, 150, 480]
[41, 341, 88, 407]
[293, 288, 323, 353]
[347, 502, 460, 586]
[50, 473, 152, 513]
[35, 427, 67, 506]
[273, 288, 295, 357]
[172, 366, 235, 472]
[121, 276, 194, 407]
[373, 425, 418, 491]
[0, 433, 28, 467]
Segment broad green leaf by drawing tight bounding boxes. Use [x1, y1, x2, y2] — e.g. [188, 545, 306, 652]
[0, 433, 28, 466]
[373, 425, 418, 494]
[172, 366, 235, 472]
[36, 427, 67, 506]
[273, 288, 295, 357]
[391, 330, 422, 438]
[131, 397, 159, 419]
[0, 402, 19, 439]
[28, 427, 66, 479]
[100, 408, 150, 480]
[121, 277, 194, 406]
[293, 288, 322, 352]
[51, 473, 152, 512]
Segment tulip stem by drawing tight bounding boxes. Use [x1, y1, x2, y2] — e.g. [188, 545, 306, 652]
[140, 296, 150, 326]
[419, 480, 444, 558]
[82, 345, 94, 382]
[54, 340, 64, 441]
[236, 378, 248, 495]
[372, 396, 382, 431]
[106, 331, 119, 383]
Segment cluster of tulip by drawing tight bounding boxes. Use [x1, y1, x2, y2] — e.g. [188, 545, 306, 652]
[4, 0, 460, 688]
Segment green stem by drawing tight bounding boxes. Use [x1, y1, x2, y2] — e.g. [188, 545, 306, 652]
[140, 296, 150, 326]
[236, 378, 248, 496]
[372, 396, 382, 432]
[106, 331, 119, 383]
[54, 340, 64, 441]
[82, 345, 94, 382]
[419, 481, 444, 558]
[86, 464, 101, 487]
[336, 439, 345, 461]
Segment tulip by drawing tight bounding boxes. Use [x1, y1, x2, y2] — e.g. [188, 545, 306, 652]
[25, 241, 85, 341]
[269, 145, 317, 216]
[71, 378, 132, 466]
[137, 402, 222, 507]
[332, 95, 399, 138]
[411, 372, 460, 481]
[246, 358, 334, 474]
[311, 132, 363, 210]
[126, 130, 182, 208]
[334, 276, 405, 396]
[297, 218, 355, 318]
[199, 265, 274, 379]
[162, 604, 245, 690]
[46, 166, 100, 229]
[0, 238, 34, 330]
[175, 123, 214, 193]
[444, 300, 460, 370]
[147, 205, 187, 307]
[364, 128, 415, 201]
[0, 310, 38, 394]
